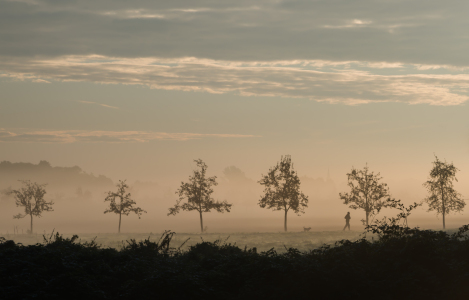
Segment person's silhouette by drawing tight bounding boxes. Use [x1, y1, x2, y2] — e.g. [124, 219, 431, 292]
[343, 212, 351, 231]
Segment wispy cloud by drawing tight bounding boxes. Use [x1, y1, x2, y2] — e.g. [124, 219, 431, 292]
[0, 129, 259, 143]
[1, 0, 469, 106]
[100, 9, 166, 19]
[2, 0, 469, 66]
[78, 100, 119, 109]
[2, 55, 469, 106]
[4, 0, 39, 5]
[323, 19, 372, 29]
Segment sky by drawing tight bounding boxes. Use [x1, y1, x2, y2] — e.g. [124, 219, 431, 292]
[1, 0, 469, 232]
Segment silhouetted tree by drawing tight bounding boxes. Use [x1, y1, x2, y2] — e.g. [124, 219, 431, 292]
[340, 165, 391, 226]
[423, 155, 465, 229]
[258, 155, 308, 232]
[382, 198, 422, 227]
[104, 180, 146, 233]
[168, 159, 232, 232]
[12, 180, 53, 234]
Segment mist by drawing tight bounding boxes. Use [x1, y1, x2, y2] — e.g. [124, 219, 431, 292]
[1, 158, 467, 235]
[3, 1, 469, 297]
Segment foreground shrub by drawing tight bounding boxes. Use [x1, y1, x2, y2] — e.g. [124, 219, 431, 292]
[1, 223, 469, 299]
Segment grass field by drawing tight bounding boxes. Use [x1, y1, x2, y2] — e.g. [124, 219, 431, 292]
[4, 230, 363, 252]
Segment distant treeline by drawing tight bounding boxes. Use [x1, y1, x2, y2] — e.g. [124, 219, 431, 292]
[0, 160, 113, 189]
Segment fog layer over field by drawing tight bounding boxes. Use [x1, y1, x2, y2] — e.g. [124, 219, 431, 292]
[1, 0, 469, 235]
[1, 160, 468, 235]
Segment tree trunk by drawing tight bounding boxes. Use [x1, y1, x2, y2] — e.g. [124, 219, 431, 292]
[30, 214, 33, 234]
[118, 213, 122, 234]
[364, 178, 369, 227]
[199, 211, 204, 233]
[441, 185, 446, 230]
[442, 211, 446, 230]
[284, 210, 288, 232]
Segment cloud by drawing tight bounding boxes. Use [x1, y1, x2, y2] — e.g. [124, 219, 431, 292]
[32, 78, 50, 83]
[2, 0, 469, 105]
[0, 129, 259, 143]
[1, 55, 469, 105]
[99, 10, 166, 19]
[323, 19, 373, 29]
[1, 0, 469, 66]
[4, 0, 39, 4]
[78, 101, 119, 109]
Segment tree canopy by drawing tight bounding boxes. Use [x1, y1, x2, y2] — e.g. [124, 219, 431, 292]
[258, 155, 308, 231]
[104, 180, 146, 233]
[12, 180, 53, 233]
[168, 159, 232, 232]
[339, 165, 391, 226]
[423, 155, 465, 229]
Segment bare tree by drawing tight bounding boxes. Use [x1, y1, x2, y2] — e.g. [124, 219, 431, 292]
[423, 155, 465, 229]
[12, 180, 53, 234]
[339, 165, 391, 226]
[104, 180, 146, 233]
[258, 155, 308, 232]
[168, 159, 232, 232]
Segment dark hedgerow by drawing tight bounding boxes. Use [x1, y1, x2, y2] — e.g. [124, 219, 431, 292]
[2, 221, 469, 299]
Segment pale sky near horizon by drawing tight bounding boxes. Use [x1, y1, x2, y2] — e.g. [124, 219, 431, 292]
[1, 0, 469, 201]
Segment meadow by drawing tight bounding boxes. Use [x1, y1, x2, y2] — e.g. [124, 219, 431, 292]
[4, 230, 363, 252]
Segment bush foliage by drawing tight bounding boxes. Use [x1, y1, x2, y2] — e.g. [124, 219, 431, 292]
[2, 223, 469, 299]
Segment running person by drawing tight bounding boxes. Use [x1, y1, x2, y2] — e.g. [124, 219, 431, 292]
[343, 212, 351, 231]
